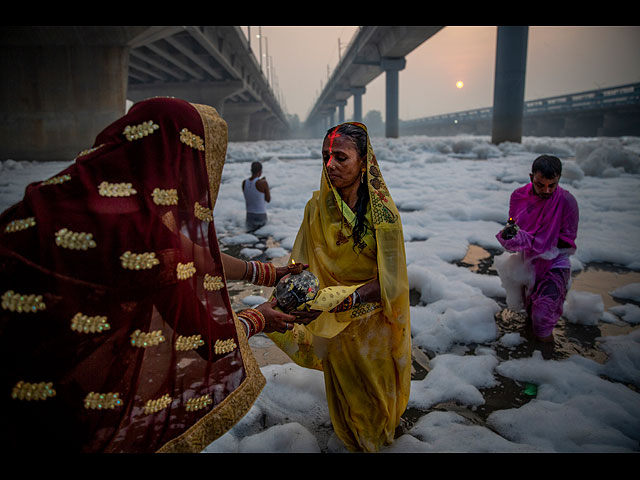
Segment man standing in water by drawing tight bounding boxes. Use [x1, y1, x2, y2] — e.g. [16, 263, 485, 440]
[242, 161, 270, 231]
[497, 155, 579, 343]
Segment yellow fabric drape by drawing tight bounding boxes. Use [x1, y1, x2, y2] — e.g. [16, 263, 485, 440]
[267, 123, 411, 452]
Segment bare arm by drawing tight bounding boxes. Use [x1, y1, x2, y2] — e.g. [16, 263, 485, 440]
[220, 251, 248, 280]
[256, 178, 271, 203]
[356, 278, 381, 303]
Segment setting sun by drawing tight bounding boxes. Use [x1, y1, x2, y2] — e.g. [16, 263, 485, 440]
[456, 80, 464, 89]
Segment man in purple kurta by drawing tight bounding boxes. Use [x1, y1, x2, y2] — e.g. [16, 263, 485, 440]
[497, 155, 579, 342]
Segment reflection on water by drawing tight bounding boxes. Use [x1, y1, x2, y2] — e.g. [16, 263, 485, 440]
[571, 265, 640, 309]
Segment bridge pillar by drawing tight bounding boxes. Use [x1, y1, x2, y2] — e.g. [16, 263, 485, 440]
[381, 57, 406, 138]
[248, 111, 273, 141]
[491, 26, 528, 144]
[223, 102, 264, 142]
[329, 107, 336, 127]
[350, 87, 366, 122]
[0, 27, 148, 161]
[337, 100, 347, 124]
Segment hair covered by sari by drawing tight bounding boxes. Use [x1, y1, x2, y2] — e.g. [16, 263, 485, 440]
[0, 98, 265, 453]
[267, 122, 411, 452]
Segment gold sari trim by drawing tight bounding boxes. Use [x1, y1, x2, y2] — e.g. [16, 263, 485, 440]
[130, 329, 165, 348]
[191, 103, 227, 210]
[214, 338, 237, 355]
[12, 381, 56, 401]
[194, 202, 213, 222]
[98, 181, 137, 197]
[42, 174, 71, 186]
[176, 261, 196, 280]
[175, 334, 205, 351]
[4, 217, 36, 233]
[185, 394, 213, 412]
[203, 274, 224, 291]
[123, 120, 159, 141]
[155, 103, 264, 454]
[180, 128, 205, 151]
[120, 251, 160, 270]
[70, 312, 111, 333]
[84, 392, 123, 410]
[144, 394, 173, 415]
[2, 290, 46, 313]
[55, 228, 97, 250]
[76, 144, 104, 158]
[152, 188, 178, 206]
[156, 313, 265, 453]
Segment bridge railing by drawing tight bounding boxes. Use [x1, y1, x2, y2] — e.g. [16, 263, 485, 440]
[402, 82, 640, 127]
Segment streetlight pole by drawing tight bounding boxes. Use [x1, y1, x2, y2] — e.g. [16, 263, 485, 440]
[258, 26, 263, 72]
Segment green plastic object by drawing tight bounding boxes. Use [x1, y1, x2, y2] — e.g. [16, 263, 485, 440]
[523, 383, 538, 396]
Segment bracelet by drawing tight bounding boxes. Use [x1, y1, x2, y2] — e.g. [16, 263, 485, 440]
[238, 317, 251, 336]
[330, 291, 359, 313]
[246, 261, 277, 287]
[237, 308, 266, 337]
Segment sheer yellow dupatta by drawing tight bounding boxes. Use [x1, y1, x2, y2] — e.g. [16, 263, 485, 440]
[268, 123, 410, 369]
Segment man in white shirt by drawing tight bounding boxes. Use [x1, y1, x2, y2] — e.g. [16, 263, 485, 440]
[242, 161, 270, 231]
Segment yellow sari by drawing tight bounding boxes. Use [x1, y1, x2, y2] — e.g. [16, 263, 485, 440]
[268, 123, 411, 452]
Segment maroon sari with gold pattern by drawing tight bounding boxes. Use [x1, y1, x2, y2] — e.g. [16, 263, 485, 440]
[0, 98, 265, 452]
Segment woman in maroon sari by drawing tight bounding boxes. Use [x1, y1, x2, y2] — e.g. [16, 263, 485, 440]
[0, 97, 301, 453]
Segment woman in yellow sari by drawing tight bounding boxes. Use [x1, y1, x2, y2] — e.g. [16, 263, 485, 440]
[268, 122, 411, 452]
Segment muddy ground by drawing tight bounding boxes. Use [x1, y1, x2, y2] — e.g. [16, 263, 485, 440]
[222, 236, 640, 436]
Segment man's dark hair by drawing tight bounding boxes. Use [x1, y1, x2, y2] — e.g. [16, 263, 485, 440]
[532, 155, 562, 179]
[251, 161, 262, 175]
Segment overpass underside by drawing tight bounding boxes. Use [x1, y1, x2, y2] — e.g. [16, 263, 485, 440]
[0, 26, 288, 162]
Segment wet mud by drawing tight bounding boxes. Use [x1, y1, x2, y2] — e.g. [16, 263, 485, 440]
[402, 244, 640, 436]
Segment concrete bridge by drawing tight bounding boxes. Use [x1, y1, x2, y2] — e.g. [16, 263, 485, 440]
[400, 83, 640, 137]
[0, 26, 288, 161]
[304, 26, 444, 138]
[304, 25, 530, 145]
[3, 25, 606, 161]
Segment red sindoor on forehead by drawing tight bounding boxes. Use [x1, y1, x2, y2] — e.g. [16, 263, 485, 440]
[326, 127, 341, 167]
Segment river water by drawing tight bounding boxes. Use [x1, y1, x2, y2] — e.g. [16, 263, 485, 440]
[222, 235, 640, 434]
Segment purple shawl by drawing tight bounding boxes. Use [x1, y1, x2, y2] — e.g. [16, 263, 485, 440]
[497, 183, 579, 280]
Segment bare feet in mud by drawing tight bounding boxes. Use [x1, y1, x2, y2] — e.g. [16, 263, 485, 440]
[535, 333, 554, 343]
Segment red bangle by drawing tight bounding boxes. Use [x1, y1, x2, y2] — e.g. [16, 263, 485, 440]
[237, 308, 265, 336]
[249, 261, 277, 287]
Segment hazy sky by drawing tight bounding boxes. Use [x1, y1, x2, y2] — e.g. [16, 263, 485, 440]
[241, 26, 640, 122]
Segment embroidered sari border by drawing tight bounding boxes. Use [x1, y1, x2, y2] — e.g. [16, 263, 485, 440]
[156, 311, 265, 453]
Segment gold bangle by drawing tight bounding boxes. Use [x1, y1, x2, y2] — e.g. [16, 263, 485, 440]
[243, 261, 249, 281]
[270, 264, 275, 287]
